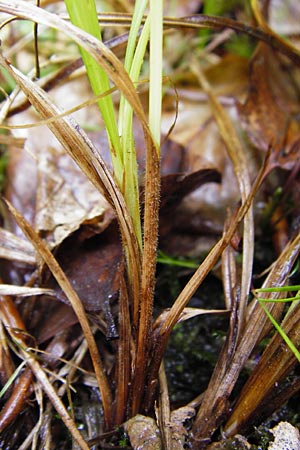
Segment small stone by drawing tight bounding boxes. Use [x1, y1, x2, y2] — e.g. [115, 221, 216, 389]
[268, 422, 300, 450]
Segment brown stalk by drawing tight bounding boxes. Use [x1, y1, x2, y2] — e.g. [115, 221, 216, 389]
[115, 271, 131, 425]
[194, 63, 254, 340]
[131, 133, 160, 415]
[157, 361, 172, 449]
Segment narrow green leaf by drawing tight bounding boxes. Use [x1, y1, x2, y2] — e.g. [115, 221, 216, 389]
[259, 301, 300, 362]
[64, 0, 124, 187]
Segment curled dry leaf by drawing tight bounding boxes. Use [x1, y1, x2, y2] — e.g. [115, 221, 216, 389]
[7, 76, 115, 248]
[0, 228, 35, 265]
[154, 307, 228, 331]
[35, 147, 114, 247]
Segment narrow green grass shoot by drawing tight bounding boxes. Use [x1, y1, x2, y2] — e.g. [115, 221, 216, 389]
[118, 0, 149, 249]
[64, 0, 153, 248]
[64, 0, 123, 188]
[255, 284, 300, 362]
[0, 360, 27, 398]
[148, 0, 163, 147]
[157, 250, 199, 269]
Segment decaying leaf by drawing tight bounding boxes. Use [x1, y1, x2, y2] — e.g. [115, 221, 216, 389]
[124, 414, 162, 450]
[35, 147, 114, 247]
[0, 228, 35, 265]
[154, 307, 228, 332]
[45, 221, 122, 313]
[238, 44, 300, 171]
[7, 76, 115, 248]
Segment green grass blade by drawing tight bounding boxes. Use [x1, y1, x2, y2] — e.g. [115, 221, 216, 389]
[64, 0, 123, 188]
[256, 296, 300, 303]
[149, 0, 163, 146]
[118, 1, 150, 249]
[255, 284, 300, 293]
[259, 301, 300, 362]
[157, 250, 199, 269]
[0, 360, 27, 398]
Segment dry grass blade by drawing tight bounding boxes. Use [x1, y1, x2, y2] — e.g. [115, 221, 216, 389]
[157, 362, 172, 449]
[21, 352, 90, 450]
[115, 272, 131, 425]
[57, 12, 300, 65]
[0, 285, 55, 297]
[3, 198, 113, 430]
[0, 228, 35, 265]
[153, 308, 229, 330]
[193, 62, 254, 339]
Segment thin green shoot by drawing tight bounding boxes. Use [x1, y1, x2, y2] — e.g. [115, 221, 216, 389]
[255, 296, 300, 303]
[258, 300, 300, 362]
[157, 250, 199, 269]
[255, 284, 300, 363]
[118, 0, 150, 249]
[65, 0, 146, 247]
[0, 360, 27, 398]
[254, 285, 300, 294]
[149, 0, 163, 147]
[289, 259, 299, 278]
[64, 0, 123, 188]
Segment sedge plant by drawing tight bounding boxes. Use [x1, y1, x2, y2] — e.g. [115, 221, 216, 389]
[64, 0, 164, 423]
[1, 1, 300, 448]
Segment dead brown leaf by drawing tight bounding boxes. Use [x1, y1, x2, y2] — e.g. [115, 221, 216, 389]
[6, 76, 115, 248]
[238, 44, 300, 171]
